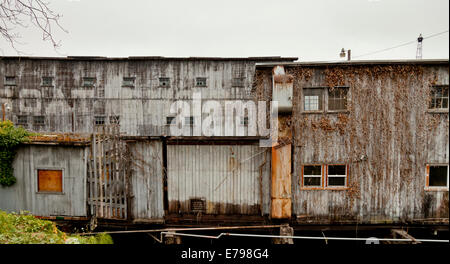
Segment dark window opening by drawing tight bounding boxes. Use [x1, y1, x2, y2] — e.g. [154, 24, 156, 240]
[428, 165, 448, 187]
[159, 77, 170, 87]
[327, 165, 347, 187]
[195, 77, 207, 87]
[166, 116, 175, 125]
[42, 77, 54, 86]
[232, 77, 245, 87]
[122, 77, 135, 87]
[109, 115, 120, 125]
[303, 165, 322, 187]
[94, 116, 105, 125]
[17, 115, 28, 126]
[33, 116, 45, 125]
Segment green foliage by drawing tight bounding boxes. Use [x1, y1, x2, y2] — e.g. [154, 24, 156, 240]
[0, 210, 113, 244]
[0, 120, 34, 186]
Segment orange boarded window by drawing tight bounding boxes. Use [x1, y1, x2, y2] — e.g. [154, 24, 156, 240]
[38, 170, 63, 192]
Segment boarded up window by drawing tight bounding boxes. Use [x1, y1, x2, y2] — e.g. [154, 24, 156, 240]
[190, 198, 206, 213]
[38, 170, 63, 192]
[326, 164, 347, 187]
[302, 165, 322, 187]
[303, 88, 323, 111]
[427, 165, 448, 188]
[328, 87, 348, 111]
[429, 86, 449, 110]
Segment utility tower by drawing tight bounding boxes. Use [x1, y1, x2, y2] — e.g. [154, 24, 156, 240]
[416, 34, 423, 59]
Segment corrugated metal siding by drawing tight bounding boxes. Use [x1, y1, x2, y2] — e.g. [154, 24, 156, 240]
[167, 144, 271, 215]
[128, 140, 164, 220]
[0, 145, 87, 216]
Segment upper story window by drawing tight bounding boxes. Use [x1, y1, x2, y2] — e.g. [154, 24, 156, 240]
[159, 77, 170, 87]
[94, 116, 105, 125]
[303, 88, 323, 111]
[426, 164, 448, 189]
[232, 77, 245, 88]
[185, 116, 194, 126]
[429, 86, 448, 110]
[328, 87, 348, 111]
[82, 77, 96, 87]
[17, 115, 28, 126]
[33, 115, 45, 126]
[166, 116, 175, 126]
[4, 76, 16, 86]
[42, 77, 54, 86]
[195, 77, 207, 87]
[122, 77, 135, 87]
[109, 115, 120, 125]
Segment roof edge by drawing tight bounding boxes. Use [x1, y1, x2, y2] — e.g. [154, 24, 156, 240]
[256, 59, 449, 67]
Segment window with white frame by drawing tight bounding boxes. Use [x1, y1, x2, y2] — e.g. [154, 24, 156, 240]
[429, 86, 449, 110]
[326, 165, 347, 187]
[426, 164, 449, 188]
[303, 88, 323, 111]
[302, 165, 322, 187]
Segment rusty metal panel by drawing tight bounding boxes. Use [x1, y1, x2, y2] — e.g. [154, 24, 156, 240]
[167, 144, 270, 215]
[272, 66, 293, 113]
[271, 144, 292, 219]
[37, 170, 63, 192]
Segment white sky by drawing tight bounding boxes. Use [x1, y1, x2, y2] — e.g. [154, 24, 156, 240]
[1, 0, 449, 61]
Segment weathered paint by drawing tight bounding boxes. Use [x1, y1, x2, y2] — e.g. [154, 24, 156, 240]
[272, 66, 294, 113]
[256, 61, 449, 223]
[167, 144, 271, 215]
[0, 145, 87, 217]
[0, 57, 295, 136]
[271, 144, 292, 219]
[127, 140, 164, 221]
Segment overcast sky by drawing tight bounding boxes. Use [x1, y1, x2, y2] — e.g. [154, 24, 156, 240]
[1, 0, 448, 61]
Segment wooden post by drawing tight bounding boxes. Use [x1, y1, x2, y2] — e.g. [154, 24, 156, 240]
[272, 224, 294, 244]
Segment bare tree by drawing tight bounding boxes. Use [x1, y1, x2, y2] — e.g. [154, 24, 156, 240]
[0, 0, 66, 53]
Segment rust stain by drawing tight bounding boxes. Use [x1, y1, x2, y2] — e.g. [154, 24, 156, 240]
[271, 144, 292, 219]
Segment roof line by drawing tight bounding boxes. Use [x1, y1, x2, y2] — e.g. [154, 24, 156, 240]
[256, 59, 449, 67]
[0, 56, 298, 62]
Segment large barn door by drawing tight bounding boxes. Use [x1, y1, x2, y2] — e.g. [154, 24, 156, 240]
[87, 125, 130, 220]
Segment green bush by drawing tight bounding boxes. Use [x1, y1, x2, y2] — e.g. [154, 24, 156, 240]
[0, 120, 34, 186]
[0, 210, 113, 244]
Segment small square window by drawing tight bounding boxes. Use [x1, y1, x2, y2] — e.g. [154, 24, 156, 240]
[42, 77, 54, 86]
[166, 116, 175, 125]
[109, 115, 120, 125]
[94, 116, 105, 125]
[429, 86, 449, 110]
[122, 77, 135, 87]
[328, 87, 348, 111]
[427, 165, 448, 188]
[82, 77, 96, 87]
[302, 165, 322, 187]
[326, 165, 347, 187]
[38, 169, 63, 193]
[5, 76, 16, 86]
[195, 77, 207, 87]
[33, 116, 45, 125]
[303, 88, 323, 111]
[232, 77, 245, 87]
[159, 77, 170, 87]
[17, 115, 28, 126]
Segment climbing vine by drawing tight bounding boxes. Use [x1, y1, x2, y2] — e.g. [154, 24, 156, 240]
[0, 120, 34, 187]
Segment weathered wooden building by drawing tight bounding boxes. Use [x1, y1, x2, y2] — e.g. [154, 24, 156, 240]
[0, 57, 448, 234]
[256, 59, 449, 224]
